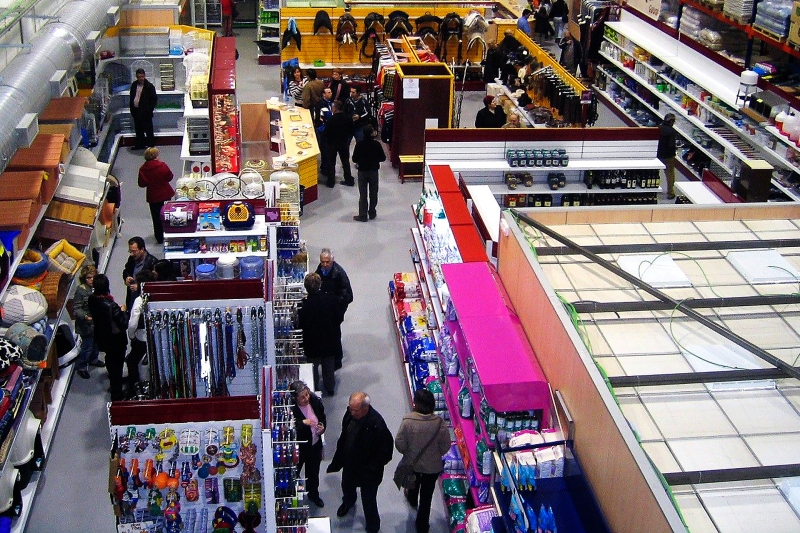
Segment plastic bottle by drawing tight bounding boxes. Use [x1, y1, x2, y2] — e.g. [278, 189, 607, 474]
[785, 112, 798, 140]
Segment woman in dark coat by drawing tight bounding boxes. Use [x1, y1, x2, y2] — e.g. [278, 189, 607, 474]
[138, 147, 174, 244]
[475, 95, 506, 128]
[290, 380, 326, 508]
[298, 273, 342, 396]
[87, 274, 129, 401]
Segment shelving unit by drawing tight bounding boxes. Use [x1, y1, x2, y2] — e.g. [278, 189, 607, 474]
[602, 12, 800, 202]
[256, 0, 280, 65]
[424, 128, 665, 207]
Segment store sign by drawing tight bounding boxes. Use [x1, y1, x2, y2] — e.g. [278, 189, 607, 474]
[626, 0, 660, 20]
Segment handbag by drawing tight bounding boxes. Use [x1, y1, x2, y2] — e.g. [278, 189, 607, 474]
[393, 418, 442, 490]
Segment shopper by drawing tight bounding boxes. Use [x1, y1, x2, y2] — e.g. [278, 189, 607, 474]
[298, 273, 341, 396]
[220, 0, 234, 37]
[534, 0, 555, 43]
[502, 113, 522, 128]
[315, 248, 353, 370]
[87, 273, 129, 401]
[351, 124, 386, 222]
[290, 380, 326, 508]
[301, 68, 324, 110]
[137, 147, 175, 245]
[154, 259, 177, 281]
[395, 389, 451, 533]
[550, 0, 569, 39]
[558, 30, 582, 77]
[129, 68, 158, 150]
[123, 237, 158, 310]
[658, 113, 678, 200]
[315, 88, 335, 180]
[517, 9, 533, 38]
[345, 85, 372, 144]
[475, 95, 506, 128]
[287, 66, 305, 107]
[322, 101, 354, 187]
[126, 269, 155, 386]
[326, 392, 394, 533]
[72, 264, 105, 380]
[329, 68, 350, 104]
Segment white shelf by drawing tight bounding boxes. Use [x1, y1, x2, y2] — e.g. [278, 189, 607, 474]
[442, 157, 664, 172]
[606, 16, 740, 108]
[675, 181, 724, 204]
[180, 124, 211, 162]
[10, 368, 74, 533]
[183, 93, 209, 119]
[593, 80, 730, 172]
[599, 50, 757, 164]
[164, 250, 271, 260]
[482, 182, 662, 195]
[466, 185, 501, 243]
[410, 226, 445, 336]
[163, 215, 277, 238]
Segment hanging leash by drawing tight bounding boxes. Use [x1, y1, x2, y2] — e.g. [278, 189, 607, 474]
[201, 309, 213, 397]
[225, 308, 236, 382]
[250, 307, 259, 393]
[236, 307, 248, 371]
[214, 309, 228, 396]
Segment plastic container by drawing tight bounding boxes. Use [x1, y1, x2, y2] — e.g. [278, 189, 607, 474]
[195, 263, 216, 280]
[216, 255, 240, 279]
[240, 256, 265, 279]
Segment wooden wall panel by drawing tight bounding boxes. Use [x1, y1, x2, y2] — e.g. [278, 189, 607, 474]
[497, 226, 678, 533]
[240, 103, 270, 143]
[120, 9, 176, 26]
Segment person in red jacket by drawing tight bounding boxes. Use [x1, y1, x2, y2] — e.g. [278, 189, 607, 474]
[220, 0, 234, 37]
[138, 147, 175, 244]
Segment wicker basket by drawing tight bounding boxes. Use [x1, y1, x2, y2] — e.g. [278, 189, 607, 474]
[40, 271, 69, 318]
[45, 239, 85, 276]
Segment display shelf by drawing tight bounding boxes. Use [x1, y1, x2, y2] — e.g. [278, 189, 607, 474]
[442, 157, 665, 172]
[482, 181, 662, 196]
[180, 124, 212, 161]
[0, 203, 49, 301]
[675, 181, 724, 204]
[10, 367, 74, 533]
[164, 249, 271, 260]
[605, 19, 739, 108]
[442, 375, 490, 497]
[163, 215, 276, 238]
[410, 227, 445, 334]
[593, 73, 730, 173]
[598, 50, 755, 164]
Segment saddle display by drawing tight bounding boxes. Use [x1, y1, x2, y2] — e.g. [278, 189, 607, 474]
[336, 12, 357, 44]
[313, 10, 333, 35]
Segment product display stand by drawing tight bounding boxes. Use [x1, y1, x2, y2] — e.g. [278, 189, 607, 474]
[209, 37, 241, 174]
[108, 396, 264, 532]
[141, 279, 274, 399]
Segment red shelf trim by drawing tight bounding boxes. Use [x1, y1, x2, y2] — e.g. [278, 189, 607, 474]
[109, 395, 260, 425]
[424, 127, 659, 144]
[144, 279, 265, 301]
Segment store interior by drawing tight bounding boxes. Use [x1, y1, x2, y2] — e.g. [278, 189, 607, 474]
[1, 0, 800, 532]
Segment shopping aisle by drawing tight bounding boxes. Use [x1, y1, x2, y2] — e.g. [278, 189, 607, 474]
[27, 32, 447, 533]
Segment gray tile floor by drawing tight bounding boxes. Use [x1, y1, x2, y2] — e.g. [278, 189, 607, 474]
[24, 31, 647, 533]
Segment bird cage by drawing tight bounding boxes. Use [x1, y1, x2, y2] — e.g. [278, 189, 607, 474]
[270, 160, 301, 223]
[99, 62, 131, 94]
[129, 59, 155, 83]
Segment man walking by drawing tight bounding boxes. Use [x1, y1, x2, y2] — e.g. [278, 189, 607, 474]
[129, 68, 158, 150]
[326, 392, 394, 533]
[315, 248, 353, 370]
[322, 101, 354, 187]
[658, 113, 678, 200]
[351, 125, 386, 222]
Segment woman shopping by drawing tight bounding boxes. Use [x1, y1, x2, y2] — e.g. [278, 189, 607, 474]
[72, 265, 105, 379]
[88, 274, 129, 401]
[137, 147, 174, 245]
[290, 380, 326, 508]
[395, 389, 452, 533]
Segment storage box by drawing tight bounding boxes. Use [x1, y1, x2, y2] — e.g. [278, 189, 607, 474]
[6, 134, 66, 203]
[38, 123, 80, 153]
[790, 2, 800, 47]
[0, 171, 44, 216]
[0, 201, 34, 249]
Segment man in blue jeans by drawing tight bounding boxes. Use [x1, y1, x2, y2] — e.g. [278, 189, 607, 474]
[351, 125, 386, 222]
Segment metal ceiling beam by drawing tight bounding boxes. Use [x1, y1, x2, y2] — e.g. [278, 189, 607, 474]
[535, 238, 800, 256]
[515, 210, 800, 381]
[608, 368, 790, 387]
[571, 294, 800, 314]
[663, 464, 800, 485]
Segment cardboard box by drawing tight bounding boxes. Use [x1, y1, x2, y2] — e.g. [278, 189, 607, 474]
[0, 171, 44, 215]
[790, 2, 800, 47]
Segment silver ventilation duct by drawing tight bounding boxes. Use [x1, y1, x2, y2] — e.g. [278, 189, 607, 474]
[0, 0, 126, 172]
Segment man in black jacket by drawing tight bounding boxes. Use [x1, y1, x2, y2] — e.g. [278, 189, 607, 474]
[315, 248, 353, 370]
[87, 274, 129, 401]
[657, 113, 677, 199]
[322, 101, 355, 187]
[122, 236, 159, 310]
[298, 273, 341, 395]
[326, 392, 394, 533]
[351, 125, 386, 222]
[129, 68, 158, 150]
[345, 85, 371, 143]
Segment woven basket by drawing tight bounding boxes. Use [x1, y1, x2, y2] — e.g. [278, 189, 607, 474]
[45, 239, 85, 276]
[40, 271, 69, 319]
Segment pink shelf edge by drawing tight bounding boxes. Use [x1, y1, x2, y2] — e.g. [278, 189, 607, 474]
[443, 375, 490, 483]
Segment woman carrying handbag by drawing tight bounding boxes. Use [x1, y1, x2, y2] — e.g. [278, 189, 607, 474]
[394, 389, 452, 533]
